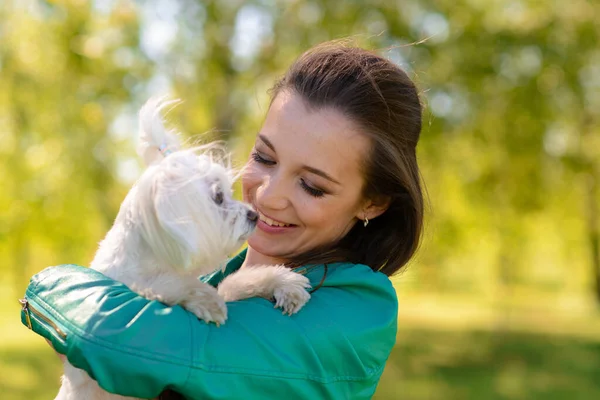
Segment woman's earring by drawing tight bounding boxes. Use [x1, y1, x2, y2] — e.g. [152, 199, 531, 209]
[363, 217, 369, 227]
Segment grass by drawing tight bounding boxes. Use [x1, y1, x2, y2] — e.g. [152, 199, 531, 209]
[375, 329, 600, 400]
[3, 295, 600, 399]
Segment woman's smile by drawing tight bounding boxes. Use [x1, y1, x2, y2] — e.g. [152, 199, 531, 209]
[256, 209, 298, 233]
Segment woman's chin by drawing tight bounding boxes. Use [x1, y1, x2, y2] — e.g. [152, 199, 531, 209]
[247, 236, 289, 261]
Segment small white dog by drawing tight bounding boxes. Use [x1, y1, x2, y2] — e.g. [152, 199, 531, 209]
[55, 98, 311, 400]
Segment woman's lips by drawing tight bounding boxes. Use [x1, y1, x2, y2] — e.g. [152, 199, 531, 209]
[256, 218, 296, 234]
[255, 209, 297, 234]
[257, 210, 291, 227]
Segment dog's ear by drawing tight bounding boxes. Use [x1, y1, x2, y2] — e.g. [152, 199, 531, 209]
[152, 180, 205, 269]
[134, 164, 201, 270]
[138, 97, 182, 166]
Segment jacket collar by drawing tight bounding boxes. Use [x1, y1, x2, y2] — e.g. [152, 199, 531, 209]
[200, 248, 247, 287]
[200, 248, 330, 290]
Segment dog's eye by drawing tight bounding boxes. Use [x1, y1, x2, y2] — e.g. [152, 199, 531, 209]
[213, 190, 224, 205]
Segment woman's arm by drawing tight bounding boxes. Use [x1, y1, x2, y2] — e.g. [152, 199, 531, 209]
[21, 264, 397, 399]
[22, 265, 193, 397]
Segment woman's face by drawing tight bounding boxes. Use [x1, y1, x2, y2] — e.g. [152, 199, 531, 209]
[242, 91, 372, 263]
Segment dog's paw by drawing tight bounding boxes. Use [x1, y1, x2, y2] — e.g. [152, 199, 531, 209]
[273, 274, 311, 315]
[183, 296, 227, 326]
[182, 287, 228, 326]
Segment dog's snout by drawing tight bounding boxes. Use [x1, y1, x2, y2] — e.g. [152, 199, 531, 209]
[247, 209, 258, 222]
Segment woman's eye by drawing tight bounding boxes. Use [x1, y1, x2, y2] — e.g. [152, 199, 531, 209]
[251, 151, 276, 166]
[300, 179, 325, 198]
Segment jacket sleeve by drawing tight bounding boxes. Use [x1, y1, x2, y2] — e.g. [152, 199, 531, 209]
[21, 264, 397, 399]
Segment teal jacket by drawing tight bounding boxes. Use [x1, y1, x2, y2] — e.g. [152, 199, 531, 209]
[20, 250, 398, 399]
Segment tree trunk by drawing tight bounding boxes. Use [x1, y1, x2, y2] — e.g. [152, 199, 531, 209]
[580, 114, 600, 305]
[585, 171, 600, 304]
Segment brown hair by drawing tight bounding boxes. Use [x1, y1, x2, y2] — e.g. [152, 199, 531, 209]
[271, 42, 424, 276]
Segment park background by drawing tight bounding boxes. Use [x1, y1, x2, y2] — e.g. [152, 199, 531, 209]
[1, 0, 599, 398]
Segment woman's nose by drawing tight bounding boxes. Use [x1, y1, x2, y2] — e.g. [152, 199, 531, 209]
[256, 175, 289, 210]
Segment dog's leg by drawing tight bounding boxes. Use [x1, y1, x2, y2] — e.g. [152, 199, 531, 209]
[217, 266, 311, 315]
[134, 272, 227, 325]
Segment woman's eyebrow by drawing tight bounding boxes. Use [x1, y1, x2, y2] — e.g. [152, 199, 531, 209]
[302, 165, 341, 185]
[258, 134, 341, 185]
[258, 134, 276, 152]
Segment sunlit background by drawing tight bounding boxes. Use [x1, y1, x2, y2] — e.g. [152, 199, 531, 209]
[1, 0, 599, 399]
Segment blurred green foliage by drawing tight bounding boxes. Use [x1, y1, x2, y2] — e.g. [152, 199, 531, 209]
[1, 0, 599, 398]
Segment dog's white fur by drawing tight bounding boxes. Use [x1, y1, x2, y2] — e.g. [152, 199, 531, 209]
[55, 98, 311, 400]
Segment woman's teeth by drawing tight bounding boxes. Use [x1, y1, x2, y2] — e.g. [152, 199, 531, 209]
[258, 212, 291, 227]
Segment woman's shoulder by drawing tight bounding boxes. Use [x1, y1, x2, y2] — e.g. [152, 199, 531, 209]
[310, 261, 398, 304]
[291, 262, 398, 378]
[290, 261, 398, 334]
[209, 261, 398, 389]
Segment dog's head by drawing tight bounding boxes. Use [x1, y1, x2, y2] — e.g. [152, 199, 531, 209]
[134, 147, 257, 275]
[131, 98, 256, 275]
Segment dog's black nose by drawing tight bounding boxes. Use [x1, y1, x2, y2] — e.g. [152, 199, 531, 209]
[247, 210, 258, 222]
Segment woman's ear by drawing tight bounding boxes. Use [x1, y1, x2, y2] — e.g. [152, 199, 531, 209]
[359, 195, 391, 221]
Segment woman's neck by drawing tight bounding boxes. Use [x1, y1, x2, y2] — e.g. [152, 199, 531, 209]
[241, 247, 287, 268]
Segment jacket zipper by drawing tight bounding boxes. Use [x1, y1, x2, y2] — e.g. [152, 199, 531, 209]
[19, 297, 67, 340]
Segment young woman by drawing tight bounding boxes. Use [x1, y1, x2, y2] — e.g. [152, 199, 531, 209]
[22, 42, 424, 399]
